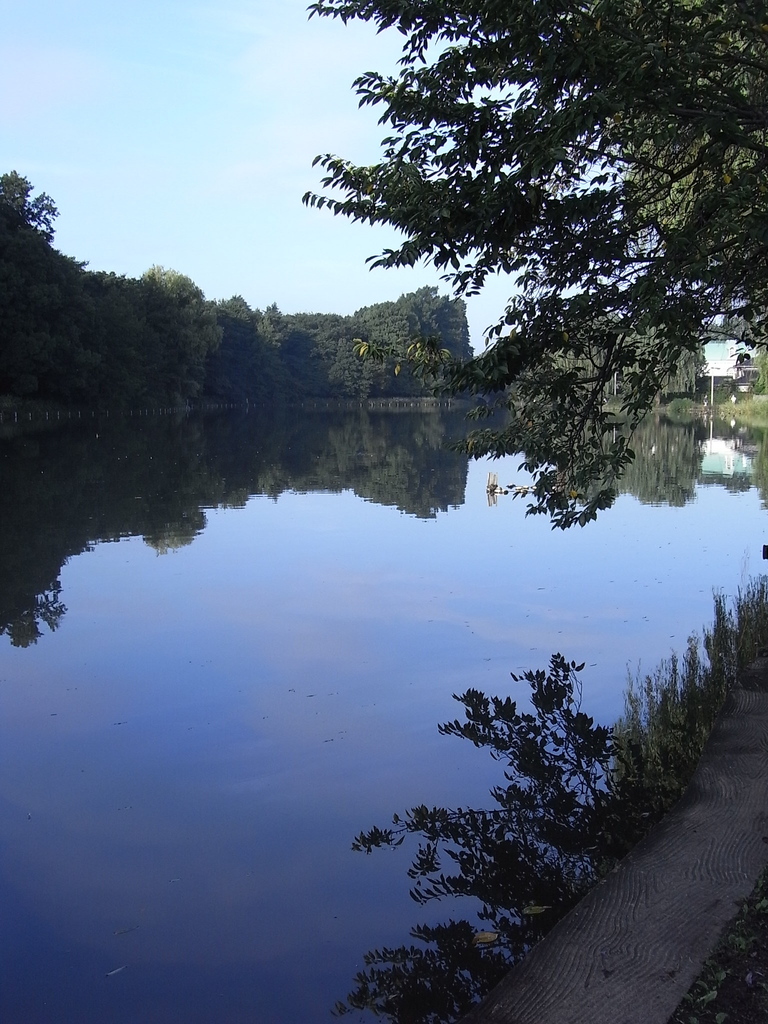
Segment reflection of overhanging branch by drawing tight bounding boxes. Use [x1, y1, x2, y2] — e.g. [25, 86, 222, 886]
[339, 583, 768, 1024]
[460, 661, 768, 1024]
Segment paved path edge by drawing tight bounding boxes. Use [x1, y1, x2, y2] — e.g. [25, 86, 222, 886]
[459, 658, 768, 1024]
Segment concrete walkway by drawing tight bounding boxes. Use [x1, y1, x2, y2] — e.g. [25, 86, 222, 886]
[460, 659, 768, 1024]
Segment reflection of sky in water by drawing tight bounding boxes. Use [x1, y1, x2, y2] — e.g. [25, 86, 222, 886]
[1, 453, 766, 1021]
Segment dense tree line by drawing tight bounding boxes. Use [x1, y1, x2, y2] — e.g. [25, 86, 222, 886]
[0, 171, 471, 407]
[207, 286, 471, 403]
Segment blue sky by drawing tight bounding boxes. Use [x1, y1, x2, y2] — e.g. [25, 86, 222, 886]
[0, 0, 512, 346]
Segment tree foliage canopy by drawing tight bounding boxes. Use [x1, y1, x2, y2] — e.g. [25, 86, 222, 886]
[305, 0, 768, 526]
[0, 171, 58, 243]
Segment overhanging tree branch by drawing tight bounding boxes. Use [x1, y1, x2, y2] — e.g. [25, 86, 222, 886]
[305, 0, 768, 527]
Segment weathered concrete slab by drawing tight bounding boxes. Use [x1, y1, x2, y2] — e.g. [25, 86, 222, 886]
[460, 660, 768, 1024]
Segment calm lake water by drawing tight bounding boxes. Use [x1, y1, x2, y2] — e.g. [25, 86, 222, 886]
[0, 405, 765, 1023]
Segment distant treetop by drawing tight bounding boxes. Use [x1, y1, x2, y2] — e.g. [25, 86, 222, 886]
[0, 170, 58, 243]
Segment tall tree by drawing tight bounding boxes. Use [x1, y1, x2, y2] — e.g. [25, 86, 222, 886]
[305, 0, 768, 526]
[205, 296, 284, 403]
[0, 173, 94, 398]
[139, 266, 221, 403]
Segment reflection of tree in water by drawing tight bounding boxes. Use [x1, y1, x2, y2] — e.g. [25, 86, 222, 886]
[334, 583, 760, 1023]
[3, 409, 761, 647]
[619, 415, 761, 506]
[617, 415, 702, 506]
[0, 407, 469, 644]
[143, 515, 206, 555]
[748, 426, 768, 510]
[1, 586, 66, 647]
[335, 657, 670, 1024]
[203, 405, 468, 519]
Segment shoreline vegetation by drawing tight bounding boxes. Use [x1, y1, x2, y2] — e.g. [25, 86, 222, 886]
[2, 377, 765, 431]
[657, 599, 768, 1023]
[0, 392, 466, 417]
[0, 389, 764, 424]
[336, 579, 768, 1023]
[4, 172, 761, 438]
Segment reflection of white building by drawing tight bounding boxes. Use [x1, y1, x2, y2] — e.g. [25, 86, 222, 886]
[702, 340, 757, 390]
[700, 437, 754, 478]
